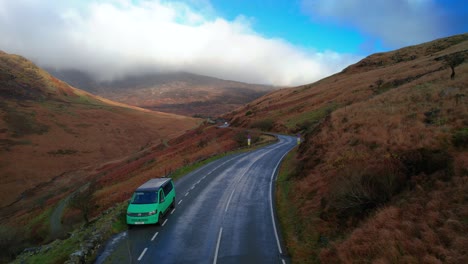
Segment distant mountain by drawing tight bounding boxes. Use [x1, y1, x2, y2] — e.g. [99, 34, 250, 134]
[46, 70, 277, 117]
[0, 50, 198, 217]
[225, 34, 468, 263]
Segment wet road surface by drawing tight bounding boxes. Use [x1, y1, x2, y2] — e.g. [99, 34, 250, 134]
[96, 135, 296, 264]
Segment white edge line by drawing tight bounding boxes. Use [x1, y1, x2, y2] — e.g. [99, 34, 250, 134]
[151, 232, 159, 241]
[224, 189, 235, 213]
[162, 219, 168, 226]
[137, 247, 148, 261]
[270, 144, 291, 256]
[213, 227, 223, 264]
[178, 200, 182, 205]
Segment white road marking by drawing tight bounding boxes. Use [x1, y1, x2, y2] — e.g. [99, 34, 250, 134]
[225, 189, 235, 213]
[213, 227, 223, 264]
[151, 232, 159, 241]
[269, 145, 291, 256]
[196, 180, 201, 184]
[178, 200, 182, 205]
[170, 209, 175, 214]
[162, 219, 168, 226]
[190, 185, 195, 190]
[185, 192, 189, 197]
[137, 248, 147, 261]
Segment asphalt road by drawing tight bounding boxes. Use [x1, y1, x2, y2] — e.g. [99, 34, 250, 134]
[96, 135, 297, 264]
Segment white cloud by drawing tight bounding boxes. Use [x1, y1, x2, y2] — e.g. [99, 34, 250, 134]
[302, 0, 458, 48]
[0, 0, 358, 86]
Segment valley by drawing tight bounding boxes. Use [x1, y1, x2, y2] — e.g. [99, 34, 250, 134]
[47, 70, 277, 117]
[1, 32, 467, 264]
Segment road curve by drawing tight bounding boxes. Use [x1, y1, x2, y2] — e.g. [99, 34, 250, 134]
[96, 135, 297, 264]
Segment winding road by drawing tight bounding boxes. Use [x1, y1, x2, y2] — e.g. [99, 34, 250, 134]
[96, 135, 296, 264]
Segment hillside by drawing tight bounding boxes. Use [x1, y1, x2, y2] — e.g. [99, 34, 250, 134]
[225, 34, 468, 263]
[47, 70, 276, 117]
[0, 50, 199, 225]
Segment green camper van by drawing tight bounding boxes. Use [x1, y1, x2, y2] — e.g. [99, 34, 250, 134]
[126, 178, 176, 225]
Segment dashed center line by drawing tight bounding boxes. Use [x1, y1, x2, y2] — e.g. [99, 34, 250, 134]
[151, 232, 159, 241]
[225, 189, 235, 213]
[190, 185, 195, 190]
[137, 247, 148, 261]
[185, 192, 189, 197]
[213, 227, 223, 264]
[162, 219, 168, 226]
[170, 209, 176, 214]
[178, 200, 183, 205]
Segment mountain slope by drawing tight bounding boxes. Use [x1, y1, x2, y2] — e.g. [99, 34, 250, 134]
[225, 33, 468, 263]
[47, 70, 276, 117]
[0, 51, 199, 214]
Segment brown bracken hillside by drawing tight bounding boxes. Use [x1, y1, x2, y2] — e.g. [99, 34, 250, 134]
[48, 70, 276, 117]
[0, 50, 199, 222]
[225, 33, 468, 263]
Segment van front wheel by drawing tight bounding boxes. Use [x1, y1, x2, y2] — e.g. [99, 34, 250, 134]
[156, 213, 160, 226]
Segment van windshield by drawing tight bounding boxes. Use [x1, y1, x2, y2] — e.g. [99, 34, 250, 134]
[131, 191, 158, 204]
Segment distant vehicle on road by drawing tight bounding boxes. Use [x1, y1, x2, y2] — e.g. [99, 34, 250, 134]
[218, 122, 229, 128]
[126, 178, 175, 225]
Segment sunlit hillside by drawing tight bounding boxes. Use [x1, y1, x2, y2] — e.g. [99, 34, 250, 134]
[0, 50, 199, 239]
[225, 33, 468, 263]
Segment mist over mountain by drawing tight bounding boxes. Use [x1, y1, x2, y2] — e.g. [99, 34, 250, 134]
[47, 68, 277, 117]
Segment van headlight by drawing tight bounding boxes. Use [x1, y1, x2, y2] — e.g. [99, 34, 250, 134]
[148, 210, 157, 215]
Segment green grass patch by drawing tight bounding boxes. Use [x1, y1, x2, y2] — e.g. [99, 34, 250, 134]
[276, 148, 320, 264]
[3, 109, 49, 137]
[286, 103, 339, 130]
[14, 203, 128, 264]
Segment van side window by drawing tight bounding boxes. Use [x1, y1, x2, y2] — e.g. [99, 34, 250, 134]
[163, 181, 173, 196]
[159, 190, 165, 203]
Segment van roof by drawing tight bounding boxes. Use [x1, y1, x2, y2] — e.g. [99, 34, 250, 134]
[136, 178, 171, 191]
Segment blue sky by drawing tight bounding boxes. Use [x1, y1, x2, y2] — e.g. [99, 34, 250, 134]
[209, 0, 371, 54]
[207, 0, 467, 54]
[0, 0, 466, 85]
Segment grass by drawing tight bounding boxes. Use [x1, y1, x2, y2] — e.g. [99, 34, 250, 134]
[3, 109, 49, 137]
[14, 203, 128, 264]
[276, 148, 321, 264]
[285, 103, 339, 130]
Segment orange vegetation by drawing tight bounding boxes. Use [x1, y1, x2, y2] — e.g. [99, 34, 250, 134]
[226, 34, 468, 263]
[0, 51, 199, 222]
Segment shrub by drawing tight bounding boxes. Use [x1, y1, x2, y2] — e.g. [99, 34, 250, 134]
[327, 161, 405, 223]
[245, 110, 252, 116]
[0, 225, 26, 262]
[452, 128, 468, 149]
[400, 148, 454, 180]
[250, 119, 274, 131]
[69, 183, 99, 224]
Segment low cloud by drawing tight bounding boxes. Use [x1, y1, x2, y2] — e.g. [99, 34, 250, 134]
[0, 0, 358, 86]
[302, 0, 466, 48]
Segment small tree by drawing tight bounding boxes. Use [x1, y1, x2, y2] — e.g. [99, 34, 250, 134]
[445, 54, 464, 80]
[69, 183, 97, 224]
